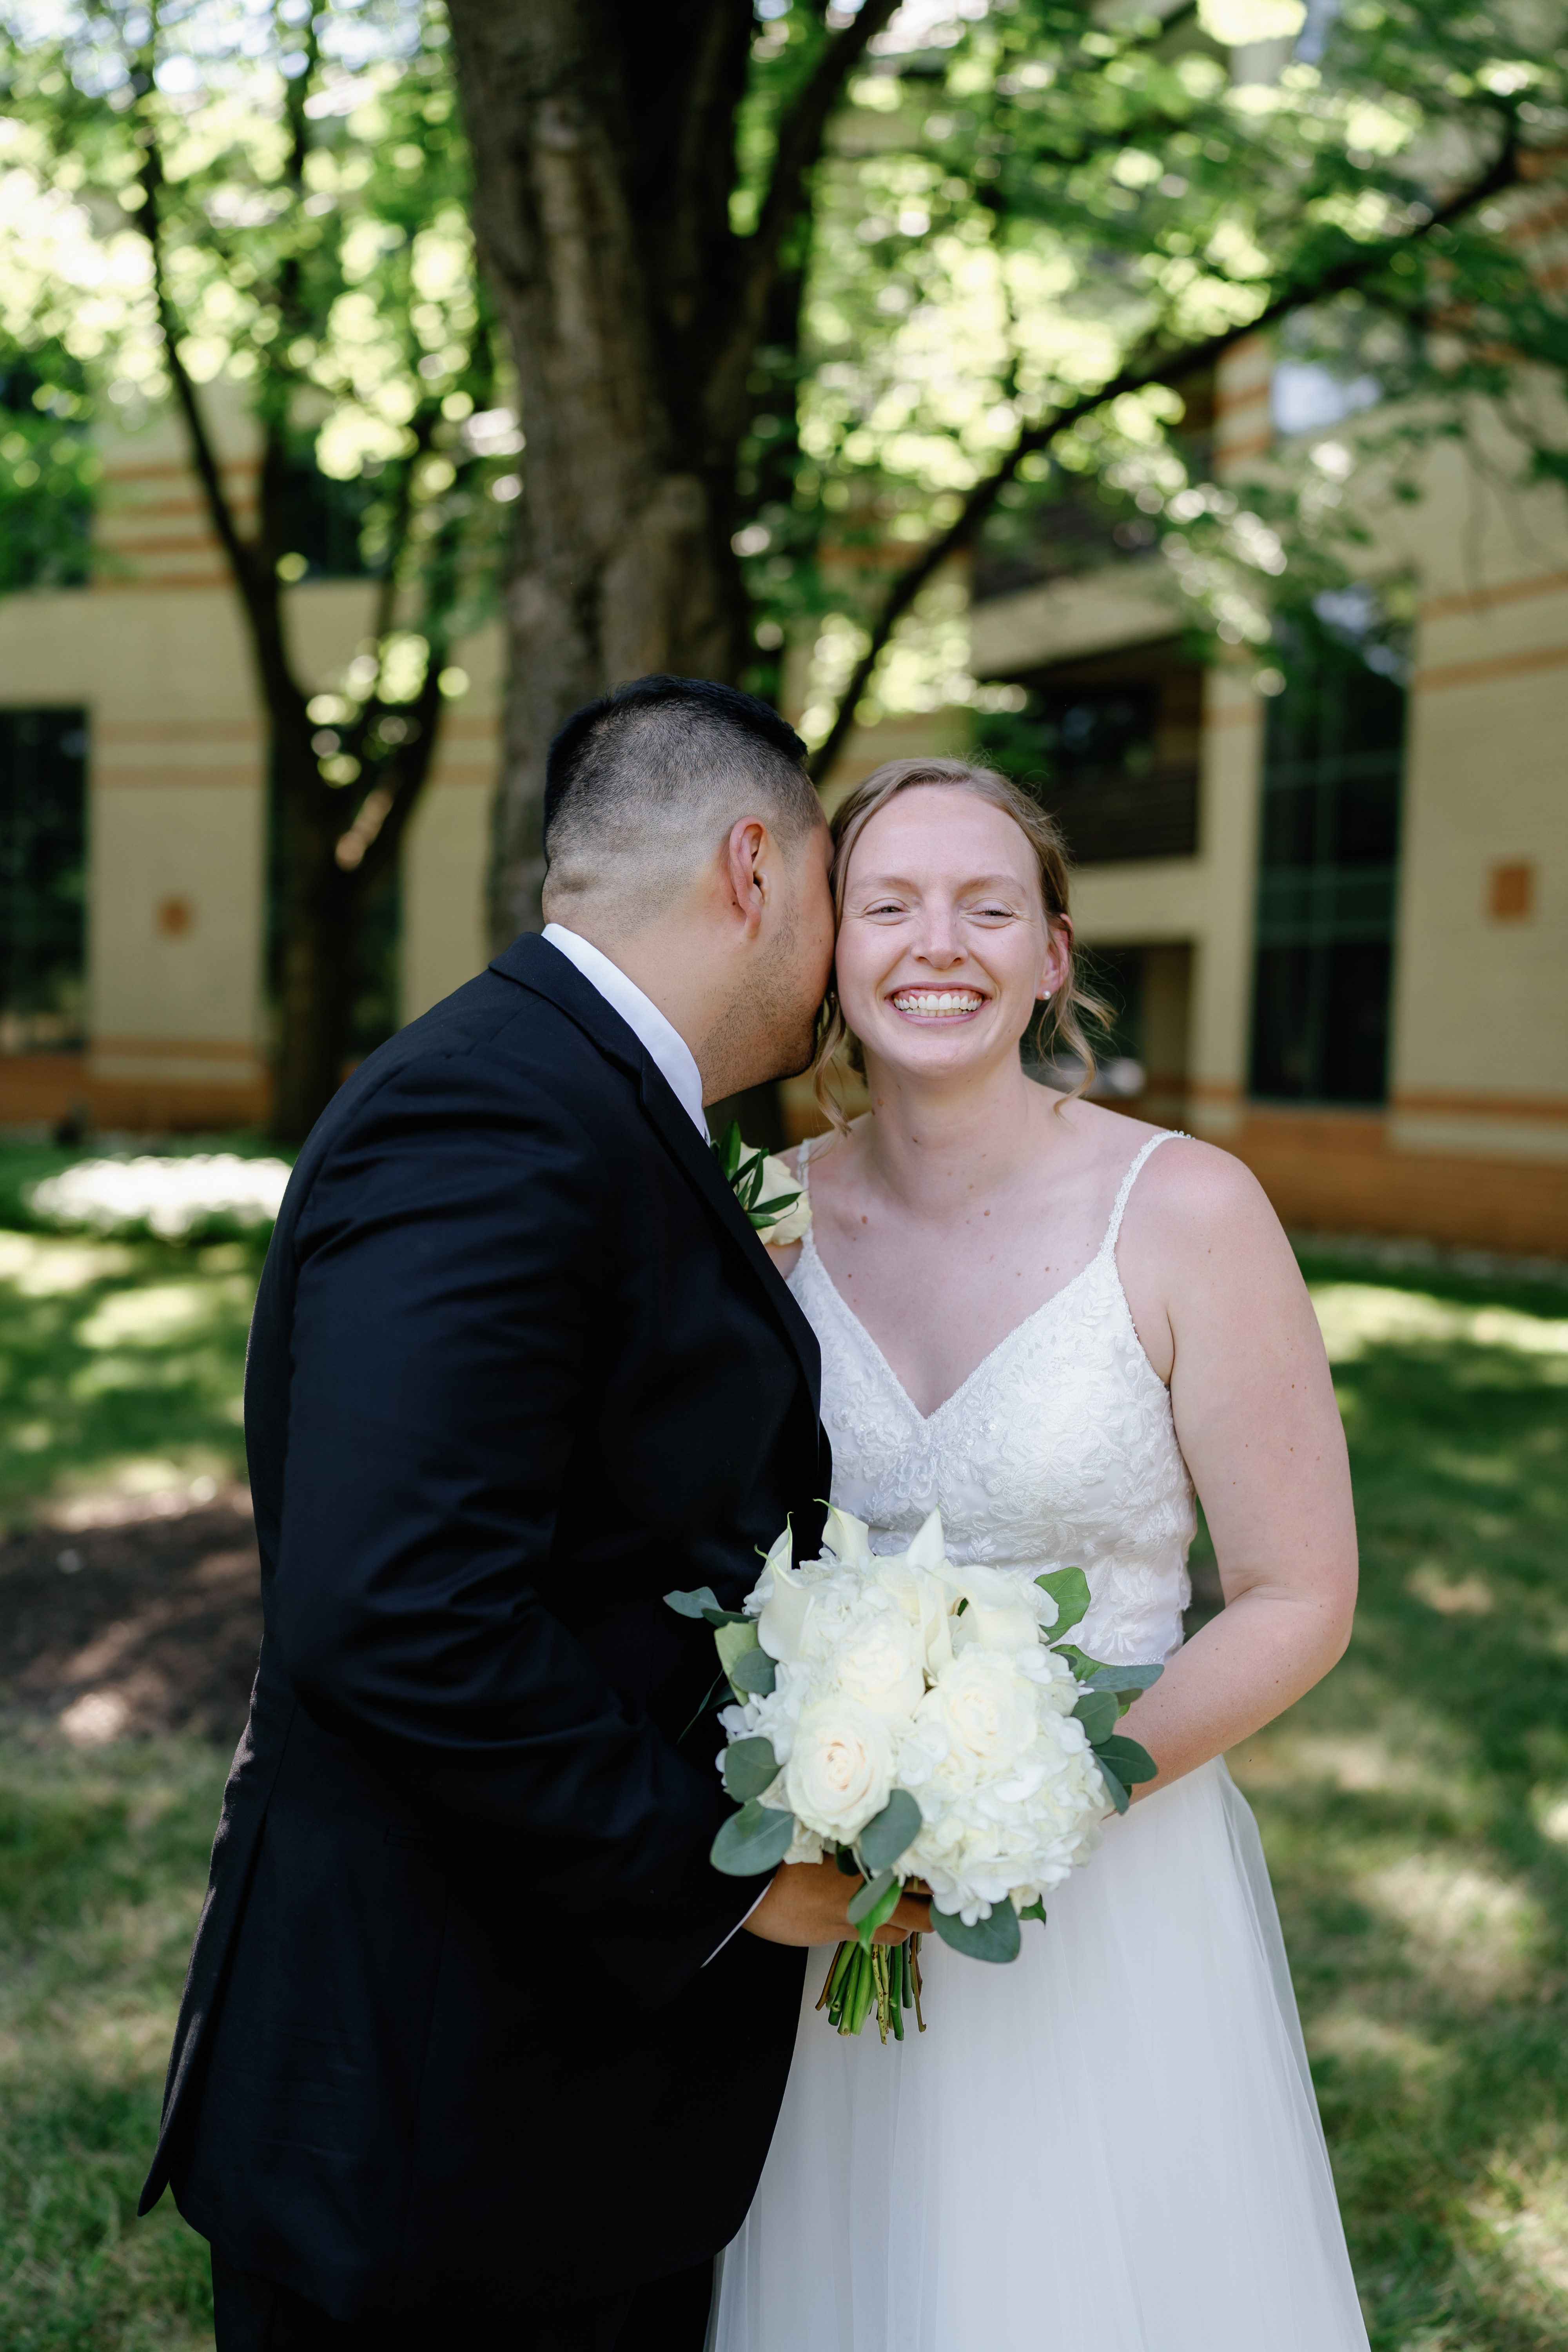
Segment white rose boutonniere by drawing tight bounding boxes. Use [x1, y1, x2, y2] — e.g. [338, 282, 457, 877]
[713, 1122, 810, 1244]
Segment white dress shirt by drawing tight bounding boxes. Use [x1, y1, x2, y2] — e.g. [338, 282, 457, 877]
[540, 923, 768, 1955]
[541, 923, 706, 1137]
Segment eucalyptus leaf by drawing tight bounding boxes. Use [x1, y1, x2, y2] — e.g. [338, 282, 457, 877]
[700, 1606, 753, 1628]
[1018, 1896, 1048, 1927]
[1094, 1732, 1159, 1785]
[859, 1788, 922, 1874]
[1081, 1661, 1164, 1699]
[1071, 1690, 1118, 1744]
[1097, 1761, 1131, 1815]
[1051, 1643, 1110, 1679]
[930, 1896, 1021, 1964]
[664, 1586, 722, 1620]
[711, 1800, 797, 1876]
[729, 1647, 777, 1697]
[722, 1737, 780, 1802]
[846, 1868, 897, 1927]
[714, 1619, 760, 1680]
[1035, 1567, 1092, 1636]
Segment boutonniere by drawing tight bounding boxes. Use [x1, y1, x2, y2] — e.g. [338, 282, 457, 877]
[713, 1122, 811, 1243]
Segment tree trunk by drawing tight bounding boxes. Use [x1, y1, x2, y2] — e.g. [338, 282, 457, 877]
[447, 0, 749, 944]
[270, 744, 359, 1142]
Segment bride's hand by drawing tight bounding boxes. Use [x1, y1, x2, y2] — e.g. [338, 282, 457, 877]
[741, 1860, 930, 1948]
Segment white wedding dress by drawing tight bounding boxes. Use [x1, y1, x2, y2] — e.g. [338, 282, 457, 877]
[713, 1131, 1368, 2352]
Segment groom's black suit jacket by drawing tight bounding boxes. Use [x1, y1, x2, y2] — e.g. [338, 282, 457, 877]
[139, 933, 827, 2327]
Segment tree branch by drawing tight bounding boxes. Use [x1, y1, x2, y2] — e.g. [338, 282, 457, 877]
[808, 123, 1524, 780]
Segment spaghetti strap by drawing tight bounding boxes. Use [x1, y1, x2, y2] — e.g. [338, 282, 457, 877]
[1103, 1128, 1187, 1254]
[794, 1133, 826, 1200]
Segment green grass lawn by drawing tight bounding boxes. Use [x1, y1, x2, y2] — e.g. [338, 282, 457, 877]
[0, 1205, 1564, 2349]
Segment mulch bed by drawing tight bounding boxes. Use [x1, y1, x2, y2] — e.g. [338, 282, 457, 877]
[0, 1487, 261, 1747]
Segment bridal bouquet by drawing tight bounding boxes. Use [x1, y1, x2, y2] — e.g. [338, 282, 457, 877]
[667, 1506, 1162, 2041]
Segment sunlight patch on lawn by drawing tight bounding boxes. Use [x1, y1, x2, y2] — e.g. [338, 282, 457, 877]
[1405, 1564, 1495, 1617]
[76, 1278, 248, 1351]
[1308, 2007, 1450, 2093]
[0, 1235, 136, 1295]
[1364, 1855, 1542, 2002]
[1309, 1282, 1568, 1364]
[1471, 2152, 1568, 2319]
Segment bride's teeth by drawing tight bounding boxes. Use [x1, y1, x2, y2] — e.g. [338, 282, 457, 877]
[893, 991, 984, 1017]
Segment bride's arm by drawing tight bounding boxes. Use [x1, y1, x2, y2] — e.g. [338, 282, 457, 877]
[1114, 1142, 1358, 1795]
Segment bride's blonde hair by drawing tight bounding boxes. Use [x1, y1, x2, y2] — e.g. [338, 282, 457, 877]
[810, 756, 1109, 1134]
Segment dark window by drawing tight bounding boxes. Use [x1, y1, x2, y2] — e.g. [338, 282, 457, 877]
[272, 454, 380, 581]
[1248, 610, 1405, 1105]
[0, 710, 87, 1053]
[979, 641, 1202, 864]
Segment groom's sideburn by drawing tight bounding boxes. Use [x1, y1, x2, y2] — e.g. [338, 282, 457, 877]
[138, 934, 828, 2338]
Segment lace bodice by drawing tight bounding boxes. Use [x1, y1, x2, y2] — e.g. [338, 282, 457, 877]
[789, 1130, 1196, 1665]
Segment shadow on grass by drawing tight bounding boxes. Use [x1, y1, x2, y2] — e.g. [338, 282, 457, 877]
[1227, 1250, 1568, 2351]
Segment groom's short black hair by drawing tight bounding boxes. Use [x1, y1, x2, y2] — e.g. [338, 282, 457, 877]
[542, 675, 821, 917]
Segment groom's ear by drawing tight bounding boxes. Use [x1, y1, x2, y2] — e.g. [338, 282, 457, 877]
[723, 818, 771, 938]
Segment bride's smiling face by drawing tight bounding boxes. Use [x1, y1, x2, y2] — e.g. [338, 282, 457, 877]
[835, 786, 1068, 1083]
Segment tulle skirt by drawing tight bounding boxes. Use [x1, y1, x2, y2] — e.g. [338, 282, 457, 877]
[713, 1758, 1368, 2352]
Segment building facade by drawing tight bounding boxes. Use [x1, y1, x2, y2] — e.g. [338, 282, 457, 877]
[0, 339, 1564, 1254]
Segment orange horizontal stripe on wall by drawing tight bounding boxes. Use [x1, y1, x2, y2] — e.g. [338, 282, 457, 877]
[1421, 569, 1568, 620]
[96, 719, 262, 744]
[1414, 641, 1568, 691]
[90, 573, 237, 594]
[97, 534, 228, 557]
[92, 1036, 260, 1062]
[1392, 1089, 1568, 1124]
[94, 765, 260, 788]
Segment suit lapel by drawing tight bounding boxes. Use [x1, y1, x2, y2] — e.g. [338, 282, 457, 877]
[492, 934, 823, 1416]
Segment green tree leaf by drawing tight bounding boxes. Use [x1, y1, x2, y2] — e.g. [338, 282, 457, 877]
[858, 1788, 922, 1873]
[710, 1800, 797, 1877]
[929, 1896, 1022, 1964]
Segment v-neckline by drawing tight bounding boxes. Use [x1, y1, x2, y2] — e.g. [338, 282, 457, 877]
[799, 1223, 1108, 1428]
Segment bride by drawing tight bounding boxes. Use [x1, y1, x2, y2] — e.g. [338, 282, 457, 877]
[715, 757, 1368, 2352]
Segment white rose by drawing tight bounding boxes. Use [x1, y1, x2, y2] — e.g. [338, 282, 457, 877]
[783, 1699, 895, 1842]
[758, 1154, 812, 1245]
[832, 1606, 926, 1722]
[947, 1560, 1049, 1658]
[919, 1651, 1040, 1785]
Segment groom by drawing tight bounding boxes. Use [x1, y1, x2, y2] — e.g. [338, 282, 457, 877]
[140, 677, 891, 2350]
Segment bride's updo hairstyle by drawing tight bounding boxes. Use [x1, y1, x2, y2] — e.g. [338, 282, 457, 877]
[811, 755, 1107, 1132]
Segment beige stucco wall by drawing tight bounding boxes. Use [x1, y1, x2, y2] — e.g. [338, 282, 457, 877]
[0, 386, 504, 1107]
